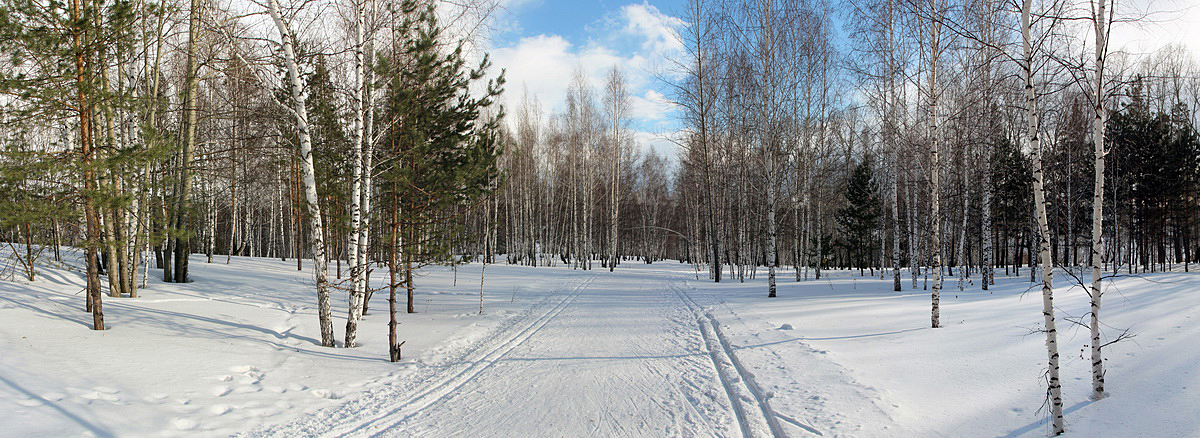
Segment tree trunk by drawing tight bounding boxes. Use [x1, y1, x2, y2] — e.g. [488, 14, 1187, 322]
[388, 195, 401, 362]
[344, 0, 367, 348]
[1023, 0, 1063, 431]
[1088, 0, 1110, 401]
[172, 0, 201, 284]
[74, 0, 104, 329]
[927, 0, 944, 328]
[269, 0, 335, 347]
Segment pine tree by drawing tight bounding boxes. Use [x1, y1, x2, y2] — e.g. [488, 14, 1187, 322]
[376, 0, 504, 361]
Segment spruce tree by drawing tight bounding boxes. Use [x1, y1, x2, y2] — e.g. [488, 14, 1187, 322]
[836, 158, 881, 274]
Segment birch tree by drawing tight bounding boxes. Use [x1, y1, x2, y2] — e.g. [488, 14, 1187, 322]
[918, 0, 947, 327]
[604, 66, 629, 272]
[677, 0, 722, 282]
[267, 0, 336, 347]
[1087, 0, 1112, 401]
[1022, 0, 1063, 431]
[344, 0, 370, 348]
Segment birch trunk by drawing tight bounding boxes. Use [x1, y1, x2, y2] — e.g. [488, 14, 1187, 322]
[1089, 0, 1110, 401]
[359, 25, 377, 314]
[1023, 0, 1064, 431]
[888, 0, 901, 291]
[344, 0, 367, 348]
[926, 0, 943, 328]
[763, 0, 779, 298]
[268, 0, 336, 347]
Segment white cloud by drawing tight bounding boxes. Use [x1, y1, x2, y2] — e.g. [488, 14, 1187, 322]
[619, 3, 686, 56]
[633, 130, 685, 163]
[488, 2, 685, 128]
[629, 89, 676, 122]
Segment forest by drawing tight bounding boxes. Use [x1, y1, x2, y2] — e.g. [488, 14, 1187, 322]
[1, 0, 1199, 434]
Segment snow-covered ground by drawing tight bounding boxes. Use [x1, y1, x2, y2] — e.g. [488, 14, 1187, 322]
[1, 248, 1197, 437]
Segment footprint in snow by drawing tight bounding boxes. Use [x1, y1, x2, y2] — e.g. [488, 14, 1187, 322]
[172, 418, 198, 430]
[212, 386, 232, 397]
[234, 385, 262, 394]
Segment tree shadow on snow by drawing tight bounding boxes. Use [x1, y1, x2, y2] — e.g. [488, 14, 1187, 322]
[101, 301, 380, 362]
[0, 374, 114, 438]
[0, 287, 92, 329]
[998, 400, 1090, 438]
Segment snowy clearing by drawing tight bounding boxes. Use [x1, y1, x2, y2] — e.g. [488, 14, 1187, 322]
[1, 251, 1198, 437]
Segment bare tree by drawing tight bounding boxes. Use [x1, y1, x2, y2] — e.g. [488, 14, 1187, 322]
[604, 67, 629, 272]
[1021, 0, 1063, 431]
[1087, 0, 1113, 401]
[267, 0, 336, 348]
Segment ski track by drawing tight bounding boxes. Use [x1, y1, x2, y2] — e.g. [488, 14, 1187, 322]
[246, 275, 596, 437]
[351, 275, 596, 436]
[666, 281, 799, 438]
[246, 270, 780, 438]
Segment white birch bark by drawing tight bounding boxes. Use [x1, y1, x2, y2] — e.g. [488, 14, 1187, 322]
[761, 0, 779, 299]
[926, 0, 944, 328]
[1023, 0, 1063, 431]
[268, 0, 336, 348]
[1089, 0, 1110, 401]
[605, 67, 627, 273]
[358, 19, 376, 312]
[888, 0, 901, 292]
[344, 0, 367, 348]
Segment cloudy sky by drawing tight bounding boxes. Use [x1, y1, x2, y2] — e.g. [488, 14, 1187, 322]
[1107, 0, 1200, 59]
[485, 0, 689, 158]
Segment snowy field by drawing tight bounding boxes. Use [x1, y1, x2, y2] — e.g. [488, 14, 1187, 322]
[1, 249, 1198, 437]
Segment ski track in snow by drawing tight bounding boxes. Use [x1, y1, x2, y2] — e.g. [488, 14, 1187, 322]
[667, 281, 794, 437]
[247, 270, 791, 438]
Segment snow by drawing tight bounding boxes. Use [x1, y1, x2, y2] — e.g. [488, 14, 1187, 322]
[1, 249, 1198, 437]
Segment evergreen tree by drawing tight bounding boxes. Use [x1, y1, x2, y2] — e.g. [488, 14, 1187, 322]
[836, 158, 881, 274]
[306, 54, 351, 270]
[376, 0, 504, 360]
[1108, 79, 1200, 268]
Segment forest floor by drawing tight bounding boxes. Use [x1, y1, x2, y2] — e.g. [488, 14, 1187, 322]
[1, 248, 1198, 437]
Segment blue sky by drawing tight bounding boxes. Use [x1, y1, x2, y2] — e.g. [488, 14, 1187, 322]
[480, 0, 1200, 160]
[486, 0, 690, 158]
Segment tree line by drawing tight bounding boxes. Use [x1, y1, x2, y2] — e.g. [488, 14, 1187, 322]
[0, 0, 505, 360]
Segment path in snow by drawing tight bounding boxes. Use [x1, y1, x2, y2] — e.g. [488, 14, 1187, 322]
[252, 269, 785, 437]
